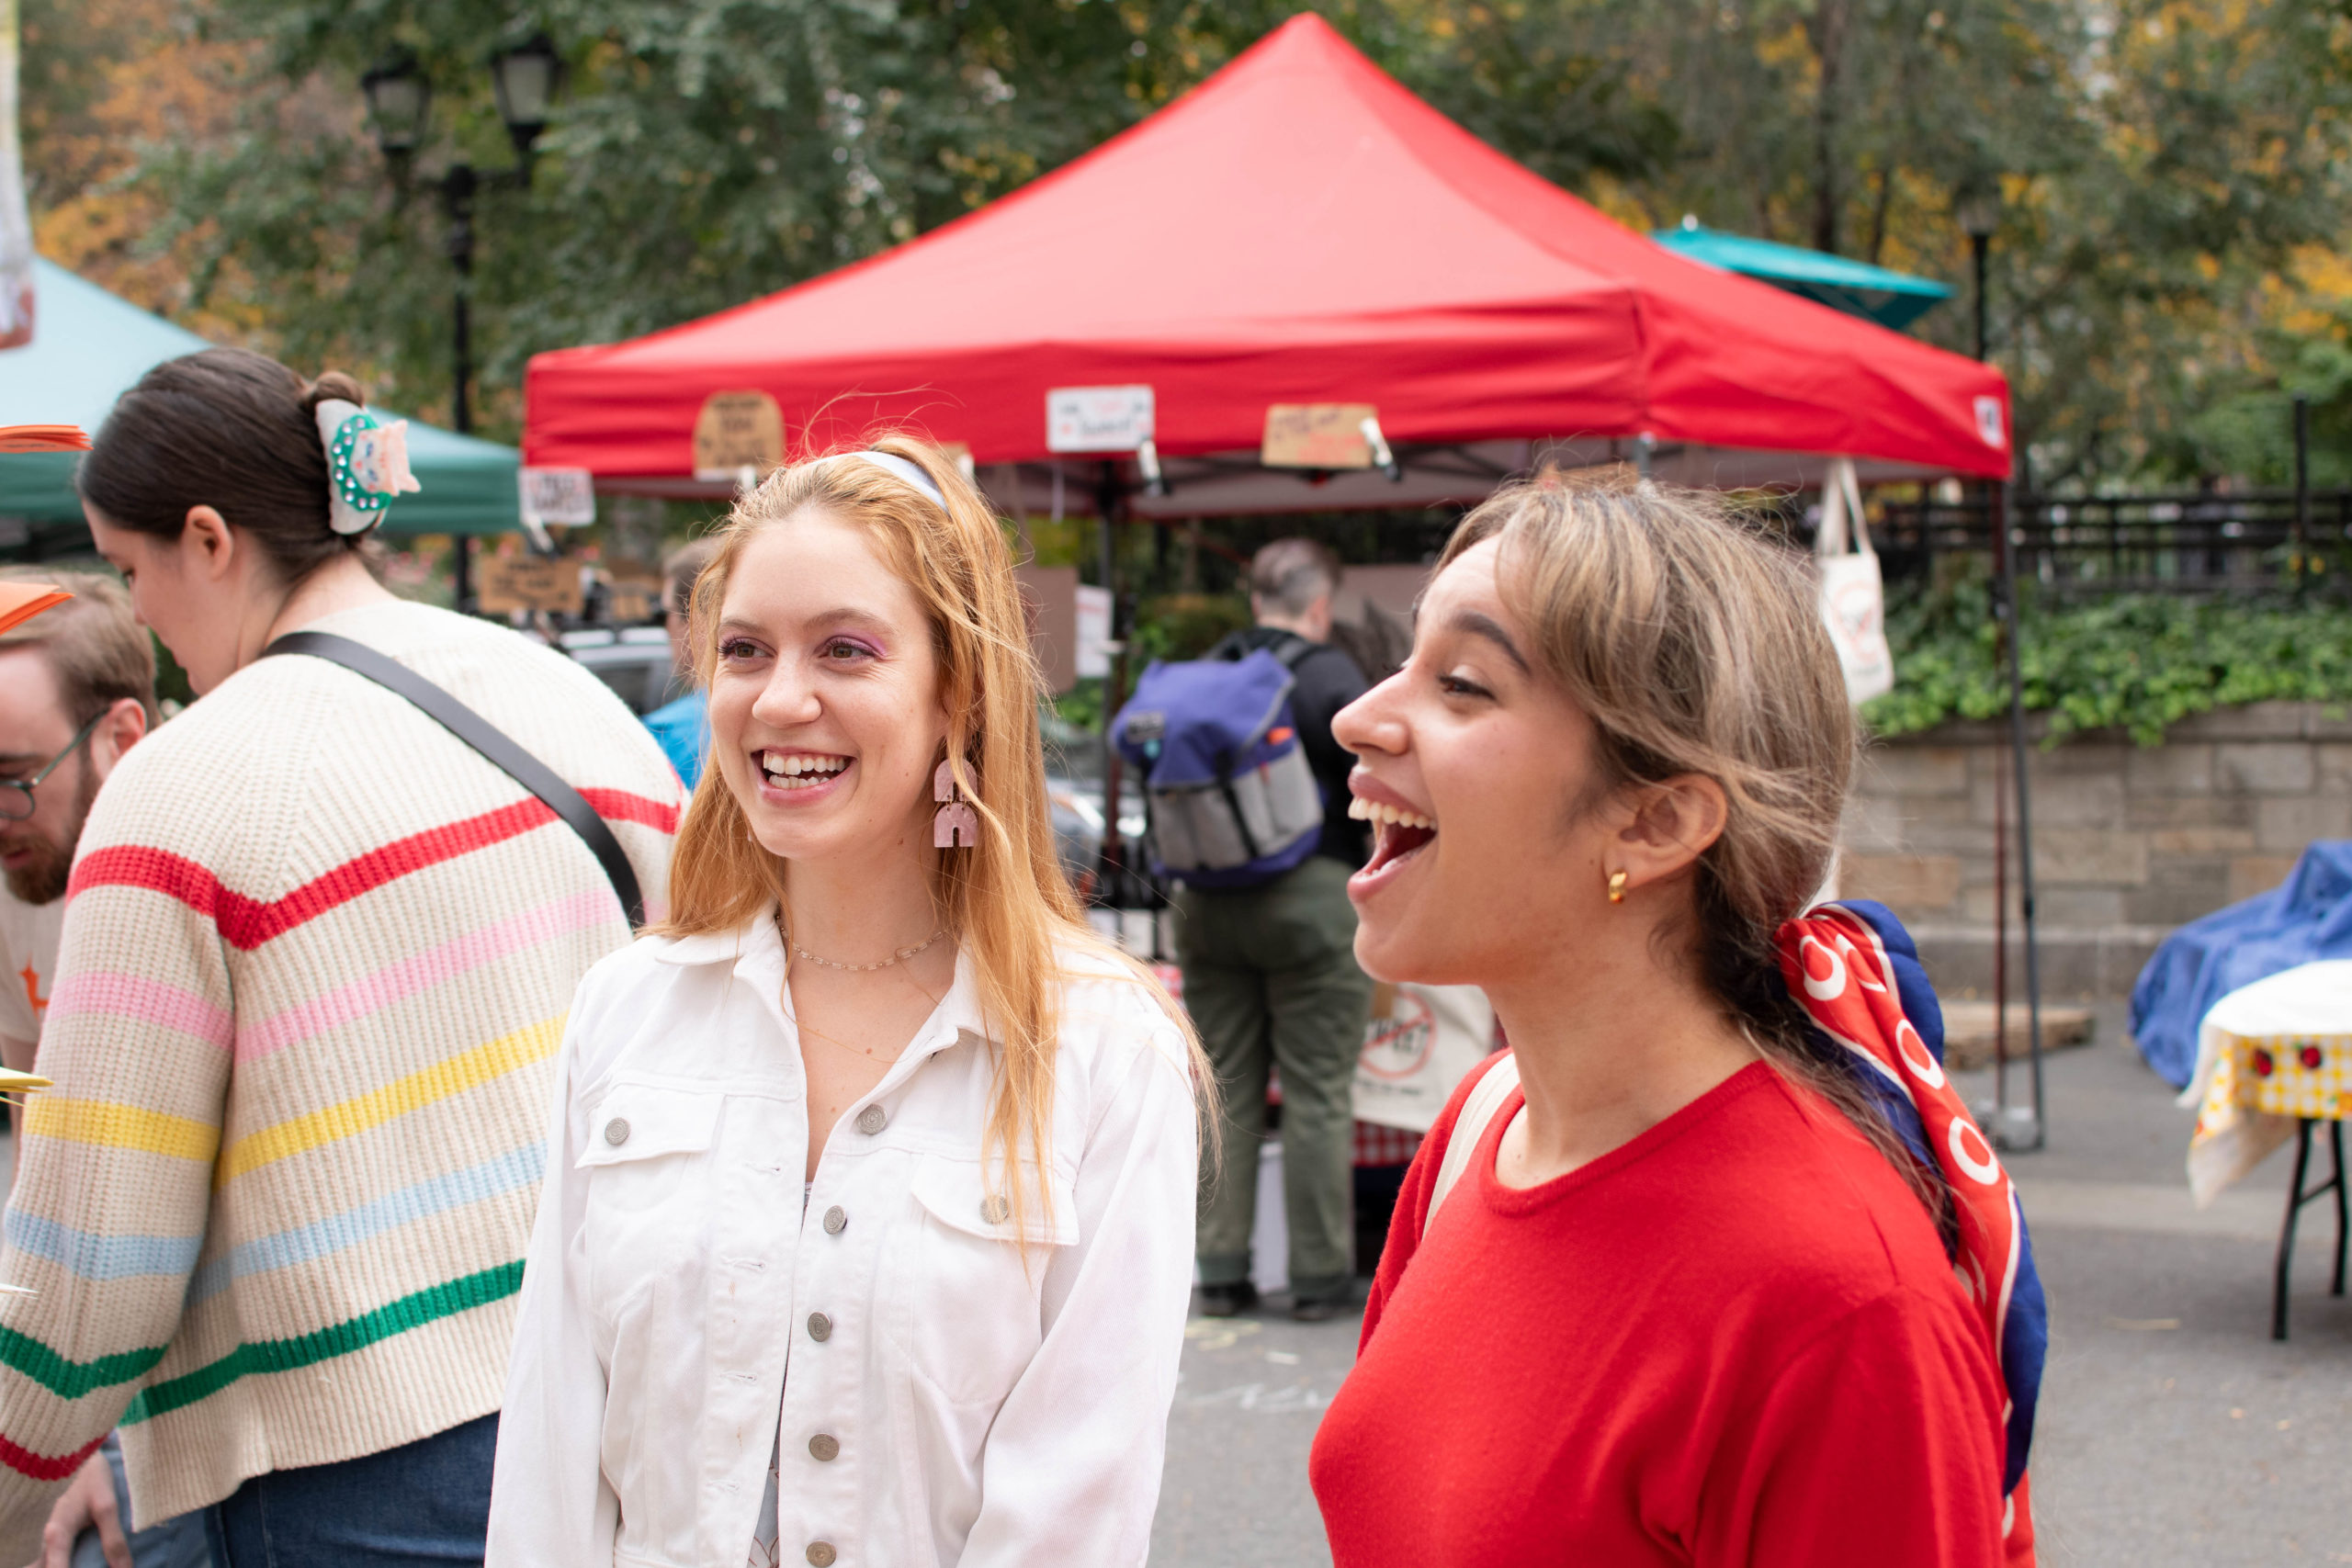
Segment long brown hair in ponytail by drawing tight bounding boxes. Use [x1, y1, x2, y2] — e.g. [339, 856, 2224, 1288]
[1442, 468, 1959, 1251]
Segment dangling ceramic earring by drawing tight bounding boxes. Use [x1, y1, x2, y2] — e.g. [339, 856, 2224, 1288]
[933, 759, 979, 849]
[1607, 870, 1628, 905]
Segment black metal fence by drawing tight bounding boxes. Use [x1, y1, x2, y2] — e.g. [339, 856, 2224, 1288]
[1873, 489, 2352, 597]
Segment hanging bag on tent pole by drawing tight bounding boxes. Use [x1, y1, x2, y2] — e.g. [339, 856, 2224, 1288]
[1111, 636, 1324, 889]
[1815, 457, 1895, 705]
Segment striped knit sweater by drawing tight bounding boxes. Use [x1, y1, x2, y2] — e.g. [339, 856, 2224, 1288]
[0, 600, 681, 1550]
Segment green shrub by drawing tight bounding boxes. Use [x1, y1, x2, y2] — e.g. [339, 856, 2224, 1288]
[1866, 585, 2352, 746]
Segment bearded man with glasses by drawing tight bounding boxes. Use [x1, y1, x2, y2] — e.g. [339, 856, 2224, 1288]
[0, 569, 154, 1100]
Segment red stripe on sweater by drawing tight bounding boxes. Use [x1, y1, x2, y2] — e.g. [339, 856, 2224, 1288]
[0, 1428, 108, 1483]
[582, 788, 680, 833]
[66, 789, 673, 948]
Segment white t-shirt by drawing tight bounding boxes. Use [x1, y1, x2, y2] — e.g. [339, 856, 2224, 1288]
[0, 886, 63, 1060]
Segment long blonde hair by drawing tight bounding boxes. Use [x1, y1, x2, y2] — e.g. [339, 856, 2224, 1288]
[661, 435, 1203, 1221]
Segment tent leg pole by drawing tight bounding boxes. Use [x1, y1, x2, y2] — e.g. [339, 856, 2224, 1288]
[1095, 460, 1126, 911]
[453, 536, 473, 617]
[1999, 478, 2047, 1152]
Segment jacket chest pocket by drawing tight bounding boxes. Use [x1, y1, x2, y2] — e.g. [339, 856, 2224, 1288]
[888, 1152, 1080, 1405]
[579, 1082, 725, 1323]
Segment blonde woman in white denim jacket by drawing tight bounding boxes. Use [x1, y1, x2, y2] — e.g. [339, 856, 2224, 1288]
[487, 442, 1205, 1568]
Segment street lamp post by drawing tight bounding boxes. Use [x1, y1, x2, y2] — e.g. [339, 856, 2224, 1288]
[361, 36, 560, 612]
[1958, 180, 2047, 1153]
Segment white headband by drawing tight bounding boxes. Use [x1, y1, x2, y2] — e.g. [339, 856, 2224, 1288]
[314, 398, 421, 536]
[809, 450, 947, 509]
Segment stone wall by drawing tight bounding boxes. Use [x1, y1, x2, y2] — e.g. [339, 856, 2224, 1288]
[1840, 701, 2351, 999]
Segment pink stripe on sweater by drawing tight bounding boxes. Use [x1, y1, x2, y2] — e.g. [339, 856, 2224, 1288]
[234, 890, 618, 1063]
[43, 975, 234, 1050]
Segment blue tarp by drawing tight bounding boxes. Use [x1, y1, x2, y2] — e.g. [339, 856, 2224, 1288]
[2129, 840, 2352, 1087]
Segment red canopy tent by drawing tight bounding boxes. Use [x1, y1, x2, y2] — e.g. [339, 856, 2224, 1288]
[524, 13, 2010, 511]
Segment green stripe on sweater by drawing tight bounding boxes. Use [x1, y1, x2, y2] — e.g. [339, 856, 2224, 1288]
[0, 1327, 168, 1401]
[120, 1259, 524, 1425]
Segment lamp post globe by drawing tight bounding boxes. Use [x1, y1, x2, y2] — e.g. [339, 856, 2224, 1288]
[1955, 185, 2003, 243]
[359, 55, 430, 160]
[491, 35, 560, 159]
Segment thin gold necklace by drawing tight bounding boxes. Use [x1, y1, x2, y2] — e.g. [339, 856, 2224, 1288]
[797, 1017, 904, 1065]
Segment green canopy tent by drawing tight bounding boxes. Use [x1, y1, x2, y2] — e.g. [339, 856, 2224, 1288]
[0, 258, 521, 559]
[1651, 220, 1955, 332]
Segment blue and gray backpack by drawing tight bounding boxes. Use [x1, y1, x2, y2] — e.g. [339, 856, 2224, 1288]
[1111, 637, 1324, 889]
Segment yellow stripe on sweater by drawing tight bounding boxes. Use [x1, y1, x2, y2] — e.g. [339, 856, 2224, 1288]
[215, 1015, 564, 1188]
[22, 1100, 220, 1163]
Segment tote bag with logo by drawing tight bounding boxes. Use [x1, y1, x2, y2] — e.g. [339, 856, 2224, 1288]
[1353, 982, 1498, 1134]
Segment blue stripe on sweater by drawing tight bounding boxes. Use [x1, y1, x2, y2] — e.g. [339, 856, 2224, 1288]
[4, 1213, 204, 1281]
[186, 1143, 548, 1305]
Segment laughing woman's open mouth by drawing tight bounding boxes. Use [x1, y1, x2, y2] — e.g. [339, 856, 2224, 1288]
[1348, 793, 1438, 893]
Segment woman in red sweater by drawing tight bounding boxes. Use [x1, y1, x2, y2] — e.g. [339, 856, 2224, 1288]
[1311, 471, 2040, 1567]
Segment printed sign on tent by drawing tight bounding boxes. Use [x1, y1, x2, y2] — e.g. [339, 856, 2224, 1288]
[694, 390, 784, 481]
[1046, 386, 1154, 453]
[1973, 395, 2007, 450]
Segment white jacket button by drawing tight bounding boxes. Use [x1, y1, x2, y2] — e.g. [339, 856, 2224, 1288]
[854, 1104, 887, 1135]
[808, 1312, 832, 1342]
[822, 1205, 847, 1235]
[808, 1433, 840, 1461]
[980, 1195, 1011, 1224]
[603, 1118, 629, 1145]
[806, 1542, 837, 1566]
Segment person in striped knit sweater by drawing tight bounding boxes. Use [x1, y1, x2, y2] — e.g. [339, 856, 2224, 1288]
[0, 348, 681, 1567]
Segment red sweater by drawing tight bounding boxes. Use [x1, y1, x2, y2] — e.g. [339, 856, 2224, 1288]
[1311, 1057, 2008, 1568]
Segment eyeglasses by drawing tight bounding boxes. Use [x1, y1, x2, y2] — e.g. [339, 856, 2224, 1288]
[0, 713, 103, 822]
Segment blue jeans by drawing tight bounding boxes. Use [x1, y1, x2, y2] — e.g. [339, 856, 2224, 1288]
[71, 1434, 213, 1568]
[200, 1415, 498, 1568]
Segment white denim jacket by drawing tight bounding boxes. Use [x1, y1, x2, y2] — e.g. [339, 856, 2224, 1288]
[485, 916, 1198, 1568]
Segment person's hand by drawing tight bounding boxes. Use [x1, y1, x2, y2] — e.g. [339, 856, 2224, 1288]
[31, 1450, 128, 1568]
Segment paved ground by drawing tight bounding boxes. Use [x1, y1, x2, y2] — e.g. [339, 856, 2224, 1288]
[1153, 1005, 2352, 1566]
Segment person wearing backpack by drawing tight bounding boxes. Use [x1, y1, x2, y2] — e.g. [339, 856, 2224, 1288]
[1151, 539, 1373, 1321]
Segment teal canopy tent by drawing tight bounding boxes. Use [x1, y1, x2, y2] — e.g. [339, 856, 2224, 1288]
[0, 258, 520, 558]
[1652, 220, 1955, 332]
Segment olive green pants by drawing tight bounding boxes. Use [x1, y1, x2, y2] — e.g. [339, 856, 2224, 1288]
[1177, 855, 1374, 1303]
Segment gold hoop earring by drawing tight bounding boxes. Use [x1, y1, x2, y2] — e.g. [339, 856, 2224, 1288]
[1607, 870, 1628, 905]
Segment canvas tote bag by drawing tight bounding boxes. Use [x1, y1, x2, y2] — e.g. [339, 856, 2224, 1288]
[1353, 982, 1498, 1134]
[1815, 457, 1895, 704]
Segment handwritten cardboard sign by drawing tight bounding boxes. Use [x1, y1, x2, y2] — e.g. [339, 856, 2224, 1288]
[479, 554, 585, 615]
[693, 390, 785, 480]
[1262, 403, 1378, 469]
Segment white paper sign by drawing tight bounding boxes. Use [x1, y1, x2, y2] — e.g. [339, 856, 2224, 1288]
[519, 467, 597, 527]
[1047, 386, 1155, 454]
[1074, 583, 1113, 679]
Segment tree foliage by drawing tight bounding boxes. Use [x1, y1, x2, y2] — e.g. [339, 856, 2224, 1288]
[19, 0, 2352, 483]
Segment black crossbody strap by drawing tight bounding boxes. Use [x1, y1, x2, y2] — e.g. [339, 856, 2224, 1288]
[261, 631, 645, 928]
